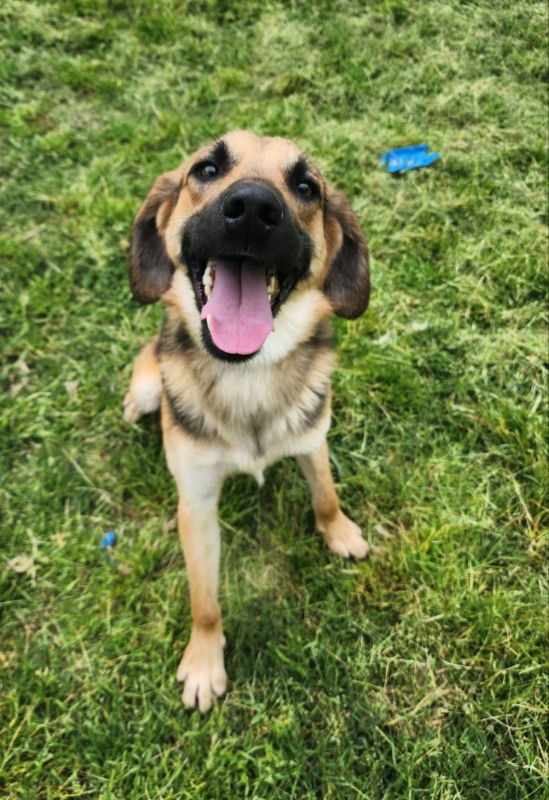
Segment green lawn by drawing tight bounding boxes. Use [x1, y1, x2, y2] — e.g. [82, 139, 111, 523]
[1, 1, 547, 798]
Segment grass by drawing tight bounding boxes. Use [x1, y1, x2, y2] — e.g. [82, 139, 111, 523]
[0, 0, 547, 797]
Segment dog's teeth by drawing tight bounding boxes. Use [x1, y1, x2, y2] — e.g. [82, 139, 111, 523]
[202, 264, 216, 299]
[266, 275, 278, 302]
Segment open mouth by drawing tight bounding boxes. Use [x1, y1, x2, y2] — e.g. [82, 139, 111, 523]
[191, 257, 281, 357]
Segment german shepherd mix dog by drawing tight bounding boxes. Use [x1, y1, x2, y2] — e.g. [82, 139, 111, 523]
[124, 130, 370, 711]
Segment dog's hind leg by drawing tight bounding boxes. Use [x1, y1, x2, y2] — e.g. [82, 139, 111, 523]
[123, 337, 162, 422]
[297, 439, 369, 560]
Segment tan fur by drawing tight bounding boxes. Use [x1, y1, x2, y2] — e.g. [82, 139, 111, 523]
[124, 131, 370, 712]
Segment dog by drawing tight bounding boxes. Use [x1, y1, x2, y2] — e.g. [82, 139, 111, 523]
[123, 130, 370, 711]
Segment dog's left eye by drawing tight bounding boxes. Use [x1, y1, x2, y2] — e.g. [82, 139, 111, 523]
[194, 161, 218, 180]
[297, 180, 318, 199]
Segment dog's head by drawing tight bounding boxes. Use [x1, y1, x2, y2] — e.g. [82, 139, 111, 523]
[129, 130, 369, 361]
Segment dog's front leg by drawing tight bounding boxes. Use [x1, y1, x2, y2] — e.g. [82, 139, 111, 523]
[297, 439, 369, 560]
[165, 434, 227, 712]
[175, 483, 227, 712]
[175, 476, 227, 712]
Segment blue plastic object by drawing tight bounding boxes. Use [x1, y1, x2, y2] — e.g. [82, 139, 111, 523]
[101, 530, 117, 550]
[380, 144, 440, 173]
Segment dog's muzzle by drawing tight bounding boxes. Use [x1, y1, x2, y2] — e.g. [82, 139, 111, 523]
[181, 180, 312, 359]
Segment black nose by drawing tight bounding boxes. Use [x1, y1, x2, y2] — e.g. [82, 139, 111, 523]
[222, 183, 283, 238]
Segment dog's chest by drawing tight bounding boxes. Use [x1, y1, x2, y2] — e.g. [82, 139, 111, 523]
[163, 350, 331, 475]
[201, 367, 317, 456]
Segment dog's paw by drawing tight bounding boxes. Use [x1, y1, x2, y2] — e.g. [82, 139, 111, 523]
[122, 391, 143, 423]
[123, 375, 161, 423]
[323, 511, 370, 560]
[177, 631, 227, 713]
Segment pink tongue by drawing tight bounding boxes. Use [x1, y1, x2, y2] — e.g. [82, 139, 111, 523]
[200, 259, 274, 355]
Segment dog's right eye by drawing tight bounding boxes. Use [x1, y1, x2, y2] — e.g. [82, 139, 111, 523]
[193, 161, 218, 180]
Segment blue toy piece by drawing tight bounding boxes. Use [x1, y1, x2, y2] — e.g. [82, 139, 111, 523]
[380, 144, 440, 173]
[101, 530, 117, 550]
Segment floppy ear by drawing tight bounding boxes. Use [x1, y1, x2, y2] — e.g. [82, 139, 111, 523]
[128, 170, 181, 304]
[323, 188, 370, 319]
